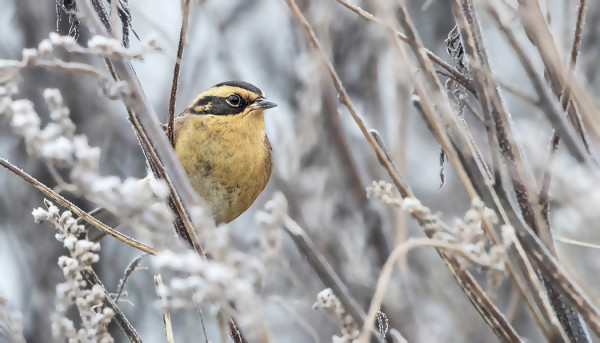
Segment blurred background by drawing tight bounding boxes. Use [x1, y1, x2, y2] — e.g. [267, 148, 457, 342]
[1, 0, 600, 342]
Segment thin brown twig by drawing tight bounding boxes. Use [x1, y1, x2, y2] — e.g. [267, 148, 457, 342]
[228, 318, 248, 343]
[412, 96, 563, 340]
[562, 0, 587, 110]
[518, 0, 590, 152]
[197, 309, 210, 343]
[455, 0, 553, 252]
[504, 230, 567, 339]
[285, 0, 412, 199]
[517, 0, 600, 149]
[495, 78, 539, 106]
[450, 15, 585, 340]
[319, 79, 390, 266]
[167, 0, 191, 146]
[283, 215, 367, 328]
[115, 254, 144, 303]
[540, 0, 588, 221]
[371, 1, 600, 340]
[154, 275, 175, 343]
[359, 238, 505, 342]
[335, 0, 476, 95]
[467, 3, 597, 338]
[83, 269, 142, 343]
[0, 158, 157, 255]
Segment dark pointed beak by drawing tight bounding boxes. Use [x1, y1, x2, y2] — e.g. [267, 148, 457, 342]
[252, 98, 277, 110]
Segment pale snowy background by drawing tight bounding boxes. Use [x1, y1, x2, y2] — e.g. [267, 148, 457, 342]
[1, 0, 600, 342]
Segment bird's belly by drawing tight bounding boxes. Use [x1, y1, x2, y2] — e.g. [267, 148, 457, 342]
[174, 115, 272, 224]
[188, 156, 266, 224]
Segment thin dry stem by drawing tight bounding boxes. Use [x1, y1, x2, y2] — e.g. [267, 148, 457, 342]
[0, 158, 157, 255]
[115, 255, 144, 303]
[539, 0, 589, 226]
[555, 238, 600, 250]
[285, 0, 412, 199]
[197, 309, 210, 343]
[335, 0, 476, 95]
[283, 215, 367, 329]
[359, 238, 498, 343]
[505, 231, 568, 341]
[167, 0, 191, 146]
[83, 269, 142, 343]
[154, 275, 175, 343]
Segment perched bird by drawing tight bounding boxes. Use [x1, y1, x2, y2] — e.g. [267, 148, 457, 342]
[86, 81, 276, 238]
[174, 81, 276, 224]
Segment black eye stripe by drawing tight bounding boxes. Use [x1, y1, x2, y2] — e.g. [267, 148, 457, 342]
[190, 96, 247, 115]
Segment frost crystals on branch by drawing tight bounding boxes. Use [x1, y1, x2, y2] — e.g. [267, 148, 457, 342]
[1, 85, 174, 248]
[33, 200, 114, 343]
[367, 180, 507, 285]
[153, 224, 266, 339]
[313, 288, 359, 343]
[0, 294, 25, 343]
[255, 191, 287, 261]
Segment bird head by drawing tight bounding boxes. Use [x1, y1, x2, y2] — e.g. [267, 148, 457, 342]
[186, 81, 277, 117]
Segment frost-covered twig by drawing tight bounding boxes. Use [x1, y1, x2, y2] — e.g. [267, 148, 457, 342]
[0, 158, 156, 255]
[32, 200, 115, 343]
[0, 85, 174, 250]
[367, 181, 506, 272]
[154, 275, 175, 343]
[285, 2, 521, 340]
[115, 255, 145, 303]
[334, 0, 475, 95]
[167, 0, 192, 146]
[358, 235, 508, 343]
[152, 223, 269, 341]
[313, 289, 359, 343]
[0, 32, 160, 88]
[0, 294, 25, 343]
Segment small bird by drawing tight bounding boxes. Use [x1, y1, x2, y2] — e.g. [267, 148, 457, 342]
[86, 81, 276, 238]
[174, 81, 276, 224]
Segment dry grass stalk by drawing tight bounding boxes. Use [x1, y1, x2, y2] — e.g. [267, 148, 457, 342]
[167, 0, 192, 146]
[0, 158, 157, 255]
[154, 275, 175, 343]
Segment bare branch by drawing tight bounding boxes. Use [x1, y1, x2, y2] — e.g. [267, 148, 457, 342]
[0, 158, 157, 255]
[167, 0, 191, 146]
[83, 269, 142, 343]
[335, 0, 476, 95]
[154, 275, 175, 343]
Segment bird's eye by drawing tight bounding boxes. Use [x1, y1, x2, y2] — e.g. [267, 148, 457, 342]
[226, 94, 242, 107]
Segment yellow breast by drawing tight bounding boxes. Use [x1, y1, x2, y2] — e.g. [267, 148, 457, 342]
[174, 111, 272, 224]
